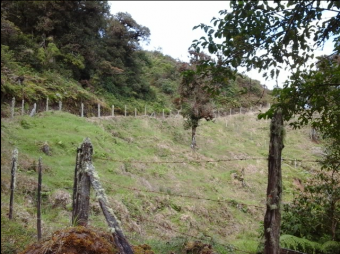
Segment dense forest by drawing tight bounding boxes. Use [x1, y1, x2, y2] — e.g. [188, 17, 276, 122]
[1, 1, 271, 116]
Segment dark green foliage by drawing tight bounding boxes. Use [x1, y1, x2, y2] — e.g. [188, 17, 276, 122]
[1, 1, 152, 99]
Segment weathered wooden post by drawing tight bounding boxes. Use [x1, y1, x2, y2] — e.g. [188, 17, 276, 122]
[30, 103, 36, 117]
[11, 97, 15, 118]
[98, 103, 101, 117]
[81, 103, 84, 117]
[144, 105, 147, 116]
[22, 99, 25, 115]
[163, 109, 165, 118]
[112, 105, 115, 117]
[135, 108, 137, 117]
[72, 138, 92, 226]
[230, 108, 232, 116]
[46, 98, 49, 112]
[59, 101, 62, 111]
[264, 109, 284, 254]
[9, 148, 18, 219]
[72, 147, 81, 224]
[72, 138, 134, 254]
[37, 157, 42, 240]
[85, 147, 134, 254]
[125, 105, 127, 117]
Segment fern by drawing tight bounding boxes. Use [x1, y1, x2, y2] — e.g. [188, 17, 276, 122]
[321, 241, 340, 254]
[280, 234, 322, 254]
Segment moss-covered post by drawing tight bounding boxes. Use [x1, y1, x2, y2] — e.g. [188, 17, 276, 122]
[86, 155, 134, 254]
[72, 138, 92, 226]
[37, 157, 42, 240]
[9, 148, 18, 219]
[264, 109, 284, 254]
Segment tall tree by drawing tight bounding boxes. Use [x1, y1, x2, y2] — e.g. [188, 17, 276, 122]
[190, 1, 339, 253]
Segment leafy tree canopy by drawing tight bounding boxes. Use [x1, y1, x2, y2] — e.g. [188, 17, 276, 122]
[191, 0, 340, 140]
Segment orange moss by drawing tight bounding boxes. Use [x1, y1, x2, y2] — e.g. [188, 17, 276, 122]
[19, 226, 118, 254]
[133, 244, 155, 254]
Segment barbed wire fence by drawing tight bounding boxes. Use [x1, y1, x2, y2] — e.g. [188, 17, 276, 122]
[7, 96, 270, 119]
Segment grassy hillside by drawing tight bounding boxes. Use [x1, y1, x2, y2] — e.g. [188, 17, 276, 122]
[1, 110, 323, 253]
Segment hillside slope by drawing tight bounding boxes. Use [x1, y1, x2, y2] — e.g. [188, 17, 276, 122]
[1, 111, 322, 253]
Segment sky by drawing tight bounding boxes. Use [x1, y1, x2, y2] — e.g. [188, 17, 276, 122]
[109, 1, 335, 90]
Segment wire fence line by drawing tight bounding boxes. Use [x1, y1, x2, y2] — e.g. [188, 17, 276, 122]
[100, 179, 264, 209]
[95, 156, 320, 165]
[8, 96, 270, 119]
[132, 215, 253, 254]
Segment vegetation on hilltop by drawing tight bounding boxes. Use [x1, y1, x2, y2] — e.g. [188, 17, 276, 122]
[1, 1, 271, 117]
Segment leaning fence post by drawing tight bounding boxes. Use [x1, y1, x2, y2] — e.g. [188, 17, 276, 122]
[85, 145, 134, 254]
[11, 97, 15, 118]
[72, 138, 92, 226]
[37, 157, 42, 240]
[9, 148, 18, 219]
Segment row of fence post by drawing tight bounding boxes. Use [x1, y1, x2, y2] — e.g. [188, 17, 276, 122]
[9, 97, 270, 118]
[9, 138, 134, 253]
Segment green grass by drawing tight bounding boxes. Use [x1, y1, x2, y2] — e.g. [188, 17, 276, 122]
[1, 110, 323, 253]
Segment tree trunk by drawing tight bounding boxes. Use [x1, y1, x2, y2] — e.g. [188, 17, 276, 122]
[191, 125, 197, 150]
[264, 109, 284, 254]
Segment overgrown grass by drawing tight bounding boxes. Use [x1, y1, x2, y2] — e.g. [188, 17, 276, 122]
[1, 110, 323, 253]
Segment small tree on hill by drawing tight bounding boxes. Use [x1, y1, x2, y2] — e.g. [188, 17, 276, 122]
[178, 51, 215, 150]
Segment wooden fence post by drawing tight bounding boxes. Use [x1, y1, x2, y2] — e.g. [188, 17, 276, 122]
[37, 157, 42, 240]
[46, 98, 49, 112]
[86, 154, 134, 254]
[22, 99, 25, 115]
[9, 148, 18, 219]
[81, 103, 84, 117]
[264, 109, 284, 254]
[30, 103, 36, 117]
[11, 97, 15, 118]
[125, 105, 127, 117]
[135, 108, 137, 117]
[112, 105, 114, 117]
[144, 105, 147, 116]
[59, 101, 62, 111]
[98, 103, 101, 117]
[72, 138, 92, 226]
